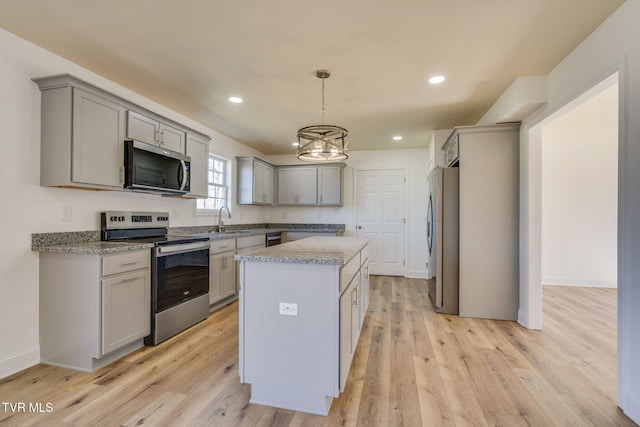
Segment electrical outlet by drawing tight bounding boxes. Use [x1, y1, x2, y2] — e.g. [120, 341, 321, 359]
[61, 205, 72, 222]
[279, 302, 298, 316]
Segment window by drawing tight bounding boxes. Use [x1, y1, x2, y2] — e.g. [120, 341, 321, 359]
[196, 155, 228, 212]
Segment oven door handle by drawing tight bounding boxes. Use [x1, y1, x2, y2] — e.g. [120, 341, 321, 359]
[157, 241, 210, 255]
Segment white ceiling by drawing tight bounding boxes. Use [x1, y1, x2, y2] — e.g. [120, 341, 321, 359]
[0, 0, 625, 155]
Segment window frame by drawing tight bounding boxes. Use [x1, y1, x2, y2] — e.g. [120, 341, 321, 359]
[196, 154, 229, 213]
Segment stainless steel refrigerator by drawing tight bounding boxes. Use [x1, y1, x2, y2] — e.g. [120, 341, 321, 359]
[426, 166, 459, 314]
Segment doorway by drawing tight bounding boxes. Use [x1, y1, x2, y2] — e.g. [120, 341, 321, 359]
[534, 71, 620, 408]
[355, 169, 406, 276]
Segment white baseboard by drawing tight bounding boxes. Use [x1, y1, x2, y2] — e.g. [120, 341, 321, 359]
[0, 346, 39, 380]
[405, 269, 428, 279]
[623, 389, 640, 425]
[542, 276, 617, 288]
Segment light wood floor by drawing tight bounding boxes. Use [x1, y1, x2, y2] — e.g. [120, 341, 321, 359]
[0, 277, 636, 426]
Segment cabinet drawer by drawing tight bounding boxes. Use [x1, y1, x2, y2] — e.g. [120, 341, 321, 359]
[101, 250, 150, 277]
[340, 254, 360, 294]
[210, 239, 235, 254]
[236, 234, 265, 249]
[360, 244, 370, 265]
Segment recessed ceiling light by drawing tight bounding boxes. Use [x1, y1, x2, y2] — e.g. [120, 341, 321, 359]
[428, 75, 445, 85]
[393, 136, 403, 141]
[228, 96, 243, 103]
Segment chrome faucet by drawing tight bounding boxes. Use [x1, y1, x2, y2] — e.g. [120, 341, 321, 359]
[218, 205, 231, 232]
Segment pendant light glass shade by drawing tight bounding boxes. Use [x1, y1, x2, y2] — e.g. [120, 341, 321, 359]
[297, 70, 349, 162]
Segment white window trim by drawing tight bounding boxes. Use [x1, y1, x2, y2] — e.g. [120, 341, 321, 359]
[196, 154, 230, 214]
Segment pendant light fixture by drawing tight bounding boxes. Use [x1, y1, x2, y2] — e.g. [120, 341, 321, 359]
[296, 69, 349, 162]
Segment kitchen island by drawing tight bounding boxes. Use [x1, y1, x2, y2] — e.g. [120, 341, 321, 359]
[236, 236, 369, 415]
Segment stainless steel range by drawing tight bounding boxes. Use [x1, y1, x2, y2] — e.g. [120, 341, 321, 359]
[101, 211, 210, 345]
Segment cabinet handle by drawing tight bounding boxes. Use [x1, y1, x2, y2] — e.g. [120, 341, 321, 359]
[183, 290, 190, 296]
[119, 166, 124, 184]
[351, 288, 358, 305]
[160, 129, 165, 144]
[219, 245, 229, 249]
[119, 275, 139, 283]
[121, 260, 140, 266]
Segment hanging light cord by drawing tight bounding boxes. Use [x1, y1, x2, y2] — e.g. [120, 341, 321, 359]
[320, 75, 326, 126]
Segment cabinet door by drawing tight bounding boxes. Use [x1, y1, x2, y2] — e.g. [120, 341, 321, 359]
[72, 90, 125, 188]
[318, 166, 342, 205]
[277, 168, 299, 205]
[262, 163, 275, 205]
[159, 123, 186, 154]
[360, 262, 369, 327]
[209, 256, 223, 304]
[297, 167, 318, 205]
[210, 251, 237, 304]
[126, 110, 158, 146]
[339, 283, 353, 391]
[101, 269, 150, 355]
[220, 252, 237, 299]
[252, 161, 274, 205]
[350, 274, 361, 352]
[186, 134, 209, 198]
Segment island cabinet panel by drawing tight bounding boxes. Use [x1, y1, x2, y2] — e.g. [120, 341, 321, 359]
[238, 237, 369, 416]
[241, 262, 339, 414]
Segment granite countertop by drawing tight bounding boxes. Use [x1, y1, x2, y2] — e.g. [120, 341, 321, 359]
[32, 224, 345, 254]
[170, 223, 345, 240]
[235, 236, 368, 265]
[34, 241, 154, 255]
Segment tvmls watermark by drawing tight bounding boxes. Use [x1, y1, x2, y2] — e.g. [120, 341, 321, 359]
[2, 402, 53, 413]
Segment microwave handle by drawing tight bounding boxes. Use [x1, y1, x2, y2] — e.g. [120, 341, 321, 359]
[179, 160, 187, 191]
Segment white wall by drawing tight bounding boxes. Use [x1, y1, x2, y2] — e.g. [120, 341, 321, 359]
[267, 149, 429, 279]
[541, 83, 618, 288]
[0, 29, 271, 378]
[513, 0, 640, 421]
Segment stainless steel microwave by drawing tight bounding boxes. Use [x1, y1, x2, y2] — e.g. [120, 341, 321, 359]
[124, 140, 191, 195]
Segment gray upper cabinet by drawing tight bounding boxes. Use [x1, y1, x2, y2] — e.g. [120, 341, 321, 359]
[236, 157, 275, 205]
[318, 165, 344, 206]
[185, 134, 209, 198]
[38, 82, 125, 190]
[126, 110, 186, 154]
[34, 74, 210, 194]
[277, 166, 318, 205]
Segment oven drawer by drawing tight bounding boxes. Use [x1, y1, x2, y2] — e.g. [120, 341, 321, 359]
[102, 250, 150, 276]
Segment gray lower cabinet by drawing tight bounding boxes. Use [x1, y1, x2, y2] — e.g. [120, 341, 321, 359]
[126, 110, 186, 154]
[209, 239, 237, 305]
[235, 235, 266, 291]
[39, 249, 151, 372]
[38, 84, 126, 190]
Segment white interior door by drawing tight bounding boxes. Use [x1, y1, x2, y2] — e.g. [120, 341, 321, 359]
[355, 169, 406, 276]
